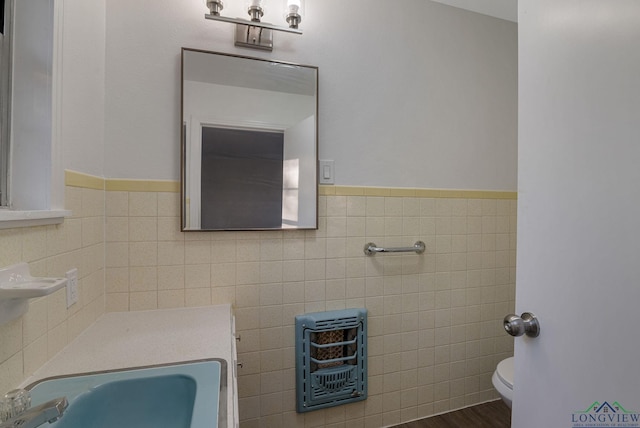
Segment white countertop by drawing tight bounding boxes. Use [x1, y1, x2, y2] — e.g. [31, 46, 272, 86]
[21, 305, 237, 427]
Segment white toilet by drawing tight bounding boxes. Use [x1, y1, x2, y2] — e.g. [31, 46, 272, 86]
[492, 357, 514, 408]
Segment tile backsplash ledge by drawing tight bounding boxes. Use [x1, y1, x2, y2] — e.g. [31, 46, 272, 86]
[66, 170, 517, 199]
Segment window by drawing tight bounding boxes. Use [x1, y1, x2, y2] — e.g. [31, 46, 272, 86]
[0, 0, 68, 228]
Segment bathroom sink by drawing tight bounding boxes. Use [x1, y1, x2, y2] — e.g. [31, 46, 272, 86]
[25, 359, 225, 428]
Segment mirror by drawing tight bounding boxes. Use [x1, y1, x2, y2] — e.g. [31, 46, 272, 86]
[181, 48, 318, 231]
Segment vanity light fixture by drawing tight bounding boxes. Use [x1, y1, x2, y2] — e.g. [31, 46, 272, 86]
[204, 0, 304, 52]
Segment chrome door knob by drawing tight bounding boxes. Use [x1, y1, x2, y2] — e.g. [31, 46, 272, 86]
[503, 312, 540, 338]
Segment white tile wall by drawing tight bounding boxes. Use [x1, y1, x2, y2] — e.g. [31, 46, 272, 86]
[105, 191, 516, 427]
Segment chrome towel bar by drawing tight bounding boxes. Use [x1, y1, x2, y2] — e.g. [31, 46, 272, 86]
[363, 241, 426, 256]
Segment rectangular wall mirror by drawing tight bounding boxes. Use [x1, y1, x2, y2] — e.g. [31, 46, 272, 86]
[181, 48, 318, 231]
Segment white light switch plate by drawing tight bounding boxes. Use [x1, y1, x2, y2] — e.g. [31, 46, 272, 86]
[319, 160, 335, 184]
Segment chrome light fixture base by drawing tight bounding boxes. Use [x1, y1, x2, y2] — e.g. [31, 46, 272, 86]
[234, 23, 273, 51]
[247, 5, 264, 22]
[205, 14, 302, 35]
[285, 13, 301, 29]
[206, 0, 224, 16]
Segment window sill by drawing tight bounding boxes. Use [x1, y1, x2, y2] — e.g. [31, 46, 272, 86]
[0, 210, 71, 229]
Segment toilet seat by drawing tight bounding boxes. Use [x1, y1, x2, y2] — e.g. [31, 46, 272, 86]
[496, 357, 514, 389]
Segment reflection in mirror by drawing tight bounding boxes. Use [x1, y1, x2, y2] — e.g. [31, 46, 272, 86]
[181, 48, 318, 231]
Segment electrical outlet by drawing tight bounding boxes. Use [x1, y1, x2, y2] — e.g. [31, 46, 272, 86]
[66, 268, 79, 308]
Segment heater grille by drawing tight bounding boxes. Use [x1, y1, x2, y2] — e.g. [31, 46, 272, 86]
[295, 308, 367, 413]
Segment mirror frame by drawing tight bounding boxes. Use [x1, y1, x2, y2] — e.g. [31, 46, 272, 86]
[180, 48, 319, 232]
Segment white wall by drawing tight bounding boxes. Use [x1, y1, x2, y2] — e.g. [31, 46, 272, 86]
[104, 0, 517, 191]
[59, 0, 106, 177]
[430, 0, 517, 22]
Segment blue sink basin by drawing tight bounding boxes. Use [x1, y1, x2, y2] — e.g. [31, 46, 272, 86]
[26, 360, 224, 428]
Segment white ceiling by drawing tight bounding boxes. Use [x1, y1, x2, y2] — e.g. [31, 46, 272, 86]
[430, 0, 517, 22]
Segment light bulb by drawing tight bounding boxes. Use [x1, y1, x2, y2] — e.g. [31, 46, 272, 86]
[284, 0, 303, 28]
[287, 0, 300, 14]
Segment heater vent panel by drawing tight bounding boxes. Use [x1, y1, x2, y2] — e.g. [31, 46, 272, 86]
[295, 308, 367, 413]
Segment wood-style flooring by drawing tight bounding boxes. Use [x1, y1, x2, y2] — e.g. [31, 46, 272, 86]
[391, 400, 511, 428]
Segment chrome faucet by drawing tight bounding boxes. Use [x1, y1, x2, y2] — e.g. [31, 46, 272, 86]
[0, 397, 68, 428]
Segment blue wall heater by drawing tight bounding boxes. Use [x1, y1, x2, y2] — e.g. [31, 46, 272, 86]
[295, 308, 367, 413]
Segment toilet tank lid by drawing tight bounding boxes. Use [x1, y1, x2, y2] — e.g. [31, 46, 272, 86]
[497, 357, 514, 387]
